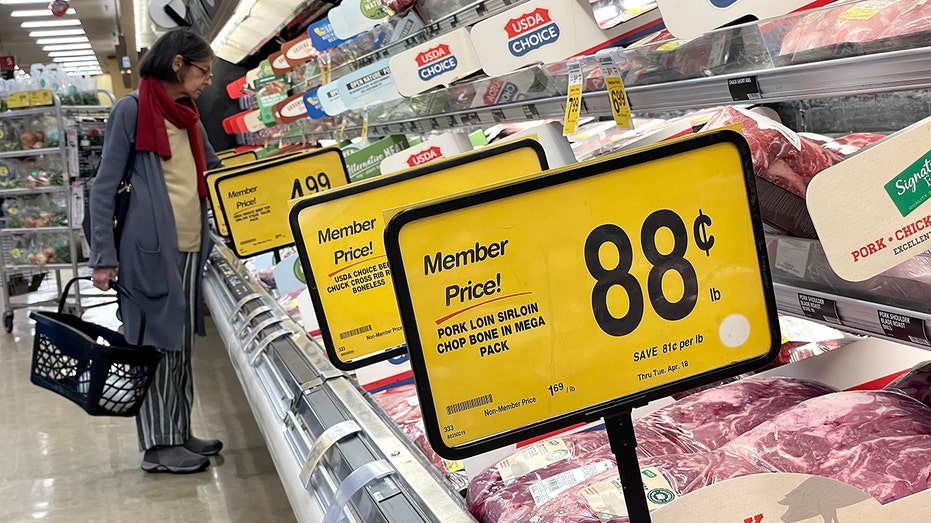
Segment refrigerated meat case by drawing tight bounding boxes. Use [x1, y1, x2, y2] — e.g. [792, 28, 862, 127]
[205, 1, 931, 521]
[204, 243, 476, 522]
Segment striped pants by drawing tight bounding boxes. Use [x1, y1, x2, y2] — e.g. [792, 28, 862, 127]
[135, 251, 199, 451]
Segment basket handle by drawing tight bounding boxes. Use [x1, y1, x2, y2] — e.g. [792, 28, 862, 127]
[58, 276, 147, 345]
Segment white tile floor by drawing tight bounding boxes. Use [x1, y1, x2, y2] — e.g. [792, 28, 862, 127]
[0, 275, 296, 522]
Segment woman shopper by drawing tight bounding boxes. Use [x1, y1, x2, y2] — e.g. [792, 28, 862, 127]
[88, 27, 224, 474]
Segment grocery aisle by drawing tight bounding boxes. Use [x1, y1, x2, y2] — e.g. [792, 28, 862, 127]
[0, 282, 296, 522]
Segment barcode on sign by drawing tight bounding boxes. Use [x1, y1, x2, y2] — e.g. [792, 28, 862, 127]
[446, 394, 493, 415]
[339, 325, 372, 339]
[748, 93, 761, 100]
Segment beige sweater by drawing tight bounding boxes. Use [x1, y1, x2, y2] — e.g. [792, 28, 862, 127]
[161, 120, 201, 252]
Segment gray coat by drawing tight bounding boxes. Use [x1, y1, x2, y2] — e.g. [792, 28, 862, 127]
[88, 92, 223, 350]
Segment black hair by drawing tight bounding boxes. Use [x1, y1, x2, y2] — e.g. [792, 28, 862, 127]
[138, 27, 214, 82]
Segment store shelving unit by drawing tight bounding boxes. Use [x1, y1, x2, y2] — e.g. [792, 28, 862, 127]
[231, 9, 931, 351]
[206, 3, 931, 521]
[0, 92, 113, 331]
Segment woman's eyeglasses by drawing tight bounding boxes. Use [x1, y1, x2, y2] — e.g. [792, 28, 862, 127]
[186, 61, 213, 79]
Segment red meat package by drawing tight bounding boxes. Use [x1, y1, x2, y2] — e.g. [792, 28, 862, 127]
[525, 390, 931, 522]
[884, 360, 931, 409]
[467, 376, 834, 522]
[725, 390, 931, 504]
[780, 0, 913, 55]
[523, 450, 767, 523]
[702, 106, 839, 197]
[880, 0, 931, 38]
[821, 132, 886, 156]
[634, 376, 836, 457]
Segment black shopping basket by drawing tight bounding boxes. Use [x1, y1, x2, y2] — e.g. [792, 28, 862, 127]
[29, 277, 163, 417]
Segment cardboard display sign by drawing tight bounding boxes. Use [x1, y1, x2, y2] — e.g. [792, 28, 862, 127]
[380, 132, 473, 175]
[205, 150, 311, 237]
[289, 140, 549, 371]
[807, 115, 931, 281]
[469, 0, 639, 78]
[384, 130, 778, 458]
[336, 58, 401, 110]
[213, 148, 350, 258]
[499, 121, 578, 168]
[318, 81, 349, 116]
[328, 0, 392, 40]
[388, 27, 484, 98]
[345, 135, 410, 182]
[308, 17, 350, 51]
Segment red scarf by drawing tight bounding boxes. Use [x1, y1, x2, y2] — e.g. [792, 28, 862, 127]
[136, 76, 207, 198]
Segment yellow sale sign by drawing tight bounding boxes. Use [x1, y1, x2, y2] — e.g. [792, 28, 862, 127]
[206, 150, 313, 237]
[213, 147, 348, 257]
[289, 140, 549, 370]
[385, 131, 779, 458]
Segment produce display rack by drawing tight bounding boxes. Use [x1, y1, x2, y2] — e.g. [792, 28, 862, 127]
[0, 92, 114, 331]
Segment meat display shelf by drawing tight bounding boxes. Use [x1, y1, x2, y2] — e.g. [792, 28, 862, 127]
[271, 37, 931, 143]
[774, 283, 931, 350]
[767, 233, 931, 351]
[203, 242, 476, 523]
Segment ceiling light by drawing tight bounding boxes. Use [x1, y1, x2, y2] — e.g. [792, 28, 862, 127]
[35, 36, 89, 45]
[42, 43, 92, 51]
[55, 60, 99, 67]
[53, 56, 97, 63]
[48, 50, 96, 57]
[21, 19, 82, 28]
[29, 29, 85, 37]
[11, 8, 75, 16]
[0, 0, 52, 4]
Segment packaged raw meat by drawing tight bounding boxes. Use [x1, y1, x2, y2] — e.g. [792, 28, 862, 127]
[725, 390, 931, 503]
[828, 0, 908, 44]
[884, 361, 931, 408]
[634, 376, 835, 457]
[702, 106, 839, 197]
[821, 132, 886, 156]
[529, 390, 931, 522]
[468, 376, 833, 522]
[524, 450, 768, 523]
[880, 0, 931, 38]
[779, 8, 843, 56]
[467, 431, 611, 521]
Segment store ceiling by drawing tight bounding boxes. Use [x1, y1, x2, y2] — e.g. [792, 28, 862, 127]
[0, 0, 122, 75]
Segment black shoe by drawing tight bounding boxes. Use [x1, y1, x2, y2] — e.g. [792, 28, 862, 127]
[183, 436, 223, 456]
[141, 445, 209, 474]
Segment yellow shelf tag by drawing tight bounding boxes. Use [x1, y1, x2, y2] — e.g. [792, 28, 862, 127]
[211, 148, 349, 257]
[8, 92, 29, 109]
[360, 110, 370, 146]
[289, 140, 549, 370]
[29, 89, 54, 106]
[598, 56, 633, 130]
[562, 61, 583, 136]
[384, 131, 778, 458]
